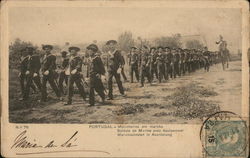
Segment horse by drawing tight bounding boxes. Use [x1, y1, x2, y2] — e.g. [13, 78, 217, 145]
[217, 40, 230, 70]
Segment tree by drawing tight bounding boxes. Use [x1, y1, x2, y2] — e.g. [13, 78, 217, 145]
[118, 31, 135, 53]
[9, 38, 38, 69]
[185, 39, 204, 50]
[154, 34, 182, 48]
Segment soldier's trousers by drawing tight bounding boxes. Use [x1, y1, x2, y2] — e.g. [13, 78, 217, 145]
[180, 62, 185, 75]
[157, 63, 166, 83]
[121, 67, 127, 81]
[130, 64, 139, 83]
[204, 59, 210, 72]
[150, 65, 158, 82]
[108, 70, 124, 99]
[173, 62, 180, 78]
[58, 71, 68, 95]
[41, 72, 61, 101]
[165, 63, 170, 80]
[67, 73, 86, 102]
[20, 73, 40, 99]
[186, 62, 192, 73]
[89, 75, 105, 106]
[140, 66, 151, 86]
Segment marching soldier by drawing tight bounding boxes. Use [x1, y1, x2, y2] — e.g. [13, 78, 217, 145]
[189, 49, 195, 72]
[106, 40, 125, 100]
[165, 47, 174, 79]
[19, 47, 37, 100]
[41, 45, 62, 102]
[180, 48, 186, 75]
[65, 46, 86, 105]
[139, 45, 151, 87]
[174, 48, 181, 77]
[203, 49, 211, 72]
[128, 46, 139, 83]
[184, 49, 191, 73]
[172, 48, 178, 78]
[156, 46, 166, 83]
[58, 51, 69, 95]
[149, 47, 158, 82]
[24, 46, 42, 100]
[86, 44, 106, 106]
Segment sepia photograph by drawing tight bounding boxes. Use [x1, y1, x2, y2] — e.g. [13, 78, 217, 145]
[8, 5, 244, 124]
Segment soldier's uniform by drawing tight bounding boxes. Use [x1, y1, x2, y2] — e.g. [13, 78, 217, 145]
[66, 47, 86, 105]
[180, 49, 186, 75]
[58, 51, 69, 95]
[106, 40, 124, 100]
[190, 50, 195, 72]
[156, 47, 166, 83]
[24, 47, 42, 100]
[139, 46, 151, 87]
[149, 47, 158, 82]
[128, 47, 139, 83]
[41, 45, 61, 101]
[87, 44, 106, 106]
[184, 49, 191, 73]
[19, 48, 37, 100]
[203, 50, 210, 72]
[165, 48, 174, 79]
[173, 49, 180, 78]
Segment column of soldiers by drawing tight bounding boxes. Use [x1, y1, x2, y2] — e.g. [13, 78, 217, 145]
[19, 40, 126, 106]
[18, 40, 222, 106]
[127, 46, 221, 86]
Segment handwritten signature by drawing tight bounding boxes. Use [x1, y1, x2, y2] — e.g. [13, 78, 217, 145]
[11, 130, 110, 155]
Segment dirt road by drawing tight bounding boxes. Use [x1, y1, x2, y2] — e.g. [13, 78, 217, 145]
[9, 61, 242, 124]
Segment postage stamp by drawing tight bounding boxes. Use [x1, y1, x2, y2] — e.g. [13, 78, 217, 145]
[201, 111, 248, 157]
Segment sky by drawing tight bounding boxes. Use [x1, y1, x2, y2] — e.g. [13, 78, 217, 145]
[9, 7, 242, 52]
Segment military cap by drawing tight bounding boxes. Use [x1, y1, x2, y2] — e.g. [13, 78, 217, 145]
[150, 47, 156, 50]
[68, 46, 80, 52]
[86, 44, 98, 52]
[42, 44, 53, 50]
[106, 40, 117, 45]
[165, 46, 170, 49]
[61, 51, 68, 56]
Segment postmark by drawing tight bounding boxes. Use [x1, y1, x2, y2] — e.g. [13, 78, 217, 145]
[200, 111, 248, 157]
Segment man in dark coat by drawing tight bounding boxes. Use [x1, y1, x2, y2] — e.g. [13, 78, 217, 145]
[86, 44, 106, 106]
[64, 46, 86, 105]
[164, 47, 171, 80]
[139, 45, 151, 87]
[58, 51, 69, 95]
[23, 46, 42, 100]
[179, 48, 186, 76]
[41, 44, 62, 102]
[156, 46, 166, 83]
[18, 47, 37, 100]
[149, 47, 158, 82]
[106, 40, 125, 100]
[128, 46, 139, 83]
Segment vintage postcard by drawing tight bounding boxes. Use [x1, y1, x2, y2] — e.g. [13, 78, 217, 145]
[1, 0, 249, 157]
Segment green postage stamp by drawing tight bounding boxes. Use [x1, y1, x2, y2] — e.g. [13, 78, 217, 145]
[201, 111, 248, 157]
